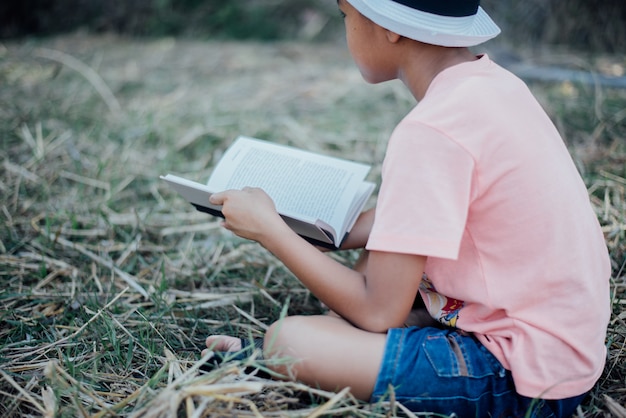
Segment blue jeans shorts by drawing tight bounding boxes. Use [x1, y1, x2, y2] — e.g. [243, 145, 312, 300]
[371, 327, 587, 418]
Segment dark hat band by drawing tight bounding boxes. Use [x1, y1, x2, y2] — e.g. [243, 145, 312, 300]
[347, 0, 500, 47]
[392, 0, 479, 17]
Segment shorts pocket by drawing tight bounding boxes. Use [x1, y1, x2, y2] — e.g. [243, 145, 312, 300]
[423, 332, 503, 379]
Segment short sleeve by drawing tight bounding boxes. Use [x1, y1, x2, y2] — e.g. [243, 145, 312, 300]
[366, 121, 475, 259]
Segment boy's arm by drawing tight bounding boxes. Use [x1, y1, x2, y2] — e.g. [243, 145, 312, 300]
[338, 207, 375, 250]
[210, 188, 424, 332]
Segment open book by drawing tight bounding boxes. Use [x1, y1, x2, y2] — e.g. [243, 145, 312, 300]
[161, 136, 375, 249]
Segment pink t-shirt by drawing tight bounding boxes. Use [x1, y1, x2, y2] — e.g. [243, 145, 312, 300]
[366, 55, 611, 399]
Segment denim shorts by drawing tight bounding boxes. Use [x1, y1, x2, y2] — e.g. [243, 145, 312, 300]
[371, 327, 587, 418]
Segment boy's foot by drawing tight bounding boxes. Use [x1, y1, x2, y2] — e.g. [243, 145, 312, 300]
[200, 335, 270, 378]
[203, 335, 244, 356]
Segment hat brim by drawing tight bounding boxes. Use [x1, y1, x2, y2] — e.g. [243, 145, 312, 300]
[347, 0, 501, 47]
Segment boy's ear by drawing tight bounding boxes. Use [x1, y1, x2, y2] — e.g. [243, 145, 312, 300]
[385, 30, 402, 44]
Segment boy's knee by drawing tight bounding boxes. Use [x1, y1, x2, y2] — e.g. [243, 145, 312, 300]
[263, 315, 304, 356]
[262, 316, 310, 378]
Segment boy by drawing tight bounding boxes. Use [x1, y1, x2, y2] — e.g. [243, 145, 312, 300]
[205, 0, 611, 416]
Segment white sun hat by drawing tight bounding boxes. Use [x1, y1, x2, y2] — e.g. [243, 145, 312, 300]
[347, 0, 501, 47]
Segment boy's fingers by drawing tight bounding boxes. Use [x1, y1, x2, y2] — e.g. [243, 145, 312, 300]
[209, 191, 228, 204]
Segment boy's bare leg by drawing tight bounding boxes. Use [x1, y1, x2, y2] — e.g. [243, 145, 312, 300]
[264, 314, 386, 401]
[205, 315, 386, 401]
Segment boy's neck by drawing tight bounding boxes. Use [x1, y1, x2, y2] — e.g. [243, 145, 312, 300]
[397, 42, 477, 101]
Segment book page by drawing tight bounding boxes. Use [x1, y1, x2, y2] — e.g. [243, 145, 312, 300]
[207, 137, 370, 234]
[226, 149, 351, 221]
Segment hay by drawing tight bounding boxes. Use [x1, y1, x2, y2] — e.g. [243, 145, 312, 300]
[0, 34, 625, 416]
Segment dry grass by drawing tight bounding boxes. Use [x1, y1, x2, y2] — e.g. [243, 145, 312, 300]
[0, 34, 625, 417]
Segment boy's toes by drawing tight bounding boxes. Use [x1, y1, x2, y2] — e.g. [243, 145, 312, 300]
[205, 335, 243, 352]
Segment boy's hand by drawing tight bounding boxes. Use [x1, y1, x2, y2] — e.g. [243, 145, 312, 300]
[209, 187, 286, 243]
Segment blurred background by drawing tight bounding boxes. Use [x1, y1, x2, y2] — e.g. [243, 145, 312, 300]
[1, 0, 625, 53]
